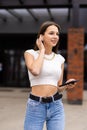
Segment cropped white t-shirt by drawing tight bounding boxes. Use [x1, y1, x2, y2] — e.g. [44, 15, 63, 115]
[25, 49, 65, 87]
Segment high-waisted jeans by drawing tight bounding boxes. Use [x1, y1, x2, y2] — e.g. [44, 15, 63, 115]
[24, 98, 65, 130]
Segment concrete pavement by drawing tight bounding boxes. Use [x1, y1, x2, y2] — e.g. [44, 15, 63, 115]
[0, 87, 87, 130]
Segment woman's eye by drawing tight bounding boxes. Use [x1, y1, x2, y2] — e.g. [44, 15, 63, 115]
[57, 33, 60, 36]
[49, 32, 54, 35]
[49, 32, 59, 36]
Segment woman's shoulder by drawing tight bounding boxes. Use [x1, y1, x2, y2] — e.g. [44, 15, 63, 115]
[25, 49, 34, 53]
[55, 53, 65, 63]
[25, 49, 38, 58]
[25, 49, 37, 55]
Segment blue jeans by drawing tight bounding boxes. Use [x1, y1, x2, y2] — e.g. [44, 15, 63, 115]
[24, 98, 65, 130]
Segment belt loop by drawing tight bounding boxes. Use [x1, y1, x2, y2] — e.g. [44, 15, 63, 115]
[51, 95, 54, 102]
[39, 97, 42, 102]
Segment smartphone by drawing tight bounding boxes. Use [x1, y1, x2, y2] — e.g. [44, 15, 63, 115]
[59, 80, 79, 87]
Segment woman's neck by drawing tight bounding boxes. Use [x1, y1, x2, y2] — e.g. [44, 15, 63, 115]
[44, 46, 52, 55]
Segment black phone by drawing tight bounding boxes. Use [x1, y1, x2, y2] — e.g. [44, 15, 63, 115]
[59, 80, 79, 87]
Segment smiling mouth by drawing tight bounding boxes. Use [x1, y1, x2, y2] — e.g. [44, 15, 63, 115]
[51, 40, 57, 44]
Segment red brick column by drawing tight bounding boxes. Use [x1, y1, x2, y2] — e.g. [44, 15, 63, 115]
[67, 28, 84, 104]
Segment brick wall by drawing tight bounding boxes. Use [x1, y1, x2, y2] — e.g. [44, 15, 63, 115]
[67, 28, 84, 104]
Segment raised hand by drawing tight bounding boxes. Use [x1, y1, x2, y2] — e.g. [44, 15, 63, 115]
[36, 35, 45, 52]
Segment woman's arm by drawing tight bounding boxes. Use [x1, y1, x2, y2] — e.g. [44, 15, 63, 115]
[57, 63, 76, 92]
[24, 49, 44, 76]
[24, 36, 45, 76]
[57, 63, 67, 92]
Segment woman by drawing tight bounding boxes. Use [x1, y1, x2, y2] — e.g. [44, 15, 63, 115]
[24, 21, 76, 130]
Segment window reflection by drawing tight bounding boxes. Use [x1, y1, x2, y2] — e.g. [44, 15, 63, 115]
[0, 49, 29, 87]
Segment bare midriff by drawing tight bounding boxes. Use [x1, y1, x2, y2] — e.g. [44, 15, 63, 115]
[31, 85, 58, 97]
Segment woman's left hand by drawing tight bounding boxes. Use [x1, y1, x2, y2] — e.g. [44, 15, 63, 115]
[65, 78, 77, 90]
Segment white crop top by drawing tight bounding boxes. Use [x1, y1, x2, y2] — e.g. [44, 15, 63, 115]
[25, 49, 65, 87]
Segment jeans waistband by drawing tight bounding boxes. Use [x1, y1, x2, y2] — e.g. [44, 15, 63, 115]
[29, 92, 62, 103]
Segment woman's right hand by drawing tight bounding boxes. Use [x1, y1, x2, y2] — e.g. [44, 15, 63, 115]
[36, 35, 45, 52]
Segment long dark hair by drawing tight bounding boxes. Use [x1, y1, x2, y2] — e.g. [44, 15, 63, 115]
[34, 21, 61, 53]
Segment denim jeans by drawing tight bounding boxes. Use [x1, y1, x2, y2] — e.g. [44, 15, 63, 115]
[24, 98, 65, 130]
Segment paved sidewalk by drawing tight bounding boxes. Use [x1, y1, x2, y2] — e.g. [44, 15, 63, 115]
[0, 87, 87, 130]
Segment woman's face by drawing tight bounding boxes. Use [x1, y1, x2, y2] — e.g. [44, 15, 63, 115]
[43, 25, 59, 48]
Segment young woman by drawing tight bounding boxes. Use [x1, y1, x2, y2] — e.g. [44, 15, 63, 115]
[24, 21, 76, 130]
